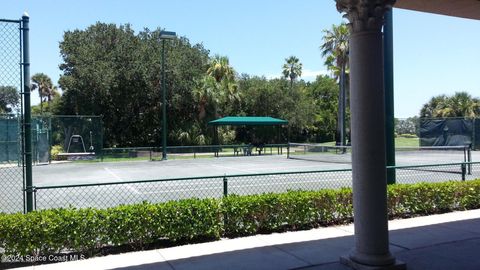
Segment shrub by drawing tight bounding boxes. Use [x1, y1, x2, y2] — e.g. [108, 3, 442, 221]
[0, 199, 222, 257]
[387, 181, 480, 218]
[102, 198, 223, 247]
[0, 208, 106, 256]
[222, 188, 354, 237]
[50, 145, 65, 161]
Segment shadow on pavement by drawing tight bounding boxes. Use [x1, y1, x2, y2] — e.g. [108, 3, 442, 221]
[110, 218, 480, 270]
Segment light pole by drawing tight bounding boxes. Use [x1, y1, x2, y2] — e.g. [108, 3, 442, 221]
[160, 30, 176, 160]
[340, 62, 346, 153]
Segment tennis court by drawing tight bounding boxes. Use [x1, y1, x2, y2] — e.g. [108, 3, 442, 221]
[26, 150, 480, 209]
[33, 155, 350, 186]
[0, 148, 467, 211]
[33, 145, 478, 185]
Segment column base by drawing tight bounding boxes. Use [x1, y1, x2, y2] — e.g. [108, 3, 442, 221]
[340, 256, 406, 270]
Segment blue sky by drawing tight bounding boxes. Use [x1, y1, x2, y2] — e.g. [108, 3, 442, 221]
[2, 0, 479, 118]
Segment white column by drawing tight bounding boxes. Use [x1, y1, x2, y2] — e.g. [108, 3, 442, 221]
[335, 0, 405, 269]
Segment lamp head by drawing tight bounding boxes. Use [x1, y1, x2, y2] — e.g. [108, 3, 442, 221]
[160, 30, 176, 40]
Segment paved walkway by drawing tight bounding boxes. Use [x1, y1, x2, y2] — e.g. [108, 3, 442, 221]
[15, 209, 480, 270]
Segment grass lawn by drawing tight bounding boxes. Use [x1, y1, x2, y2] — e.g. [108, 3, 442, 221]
[68, 139, 421, 164]
[395, 137, 419, 148]
[317, 137, 419, 148]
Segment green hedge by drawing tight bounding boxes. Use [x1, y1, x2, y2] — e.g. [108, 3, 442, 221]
[1, 180, 480, 257]
[387, 181, 480, 217]
[222, 188, 353, 236]
[0, 199, 222, 256]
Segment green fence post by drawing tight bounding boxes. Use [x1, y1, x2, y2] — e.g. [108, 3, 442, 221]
[33, 187, 37, 210]
[223, 175, 228, 197]
[48, 116, 52, 164]
[461, 164, 466, 181]
[222, 176, 228, 228]
[6, 117, 9, 162]
[161, 39, 167, 161]
[22, 14, 33, 212]
[468, 148, 472, 175]
[384, 9, 396, 185]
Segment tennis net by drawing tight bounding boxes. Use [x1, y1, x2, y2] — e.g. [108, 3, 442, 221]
[287, 143, 471, 166]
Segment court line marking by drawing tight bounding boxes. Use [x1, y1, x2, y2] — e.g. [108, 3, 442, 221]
[104, 167, 140, 194]
[104, 167, 122, 180]
[210, 164, 258, 173]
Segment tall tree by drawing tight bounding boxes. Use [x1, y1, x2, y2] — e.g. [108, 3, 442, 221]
[0, 86, 20, 113]
[282, 56, 303, 88]
[31, 73, 54, 114]
[58, 22, 210, 147]
[320, 23, 349, 146]
[238, 75, 316, 143]
[395, 116, 419, 136]
[307, 75, 339, 142]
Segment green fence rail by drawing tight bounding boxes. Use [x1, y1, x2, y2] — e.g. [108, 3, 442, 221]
[28, 162, 480, 211]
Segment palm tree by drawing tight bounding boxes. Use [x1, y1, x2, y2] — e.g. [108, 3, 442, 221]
[31, 73, 54, 113]
[195, 55, 239, 120]
[447, 92, 479, 118]
[46, 85, 60, 105]
[320, 23, 349, 80]
[193, 76, 219, 120]
[320, 23, 349, 147]
[207, 55, 235, 83]
[420, 95, 448, 118]
[282, 56, 303, 88]
[420, 92, 480, 118]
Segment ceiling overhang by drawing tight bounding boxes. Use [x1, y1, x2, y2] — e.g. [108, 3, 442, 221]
[394, 0, 480, 20]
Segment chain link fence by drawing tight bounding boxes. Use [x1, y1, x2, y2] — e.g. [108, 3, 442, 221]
[34, 115, 104, 163]
[31, 162, 479, 210]
[34, 176, 224, 210]
[392, 162, 477, 184]
[100, 144, 287, 161]
[0, 18, 25, 213]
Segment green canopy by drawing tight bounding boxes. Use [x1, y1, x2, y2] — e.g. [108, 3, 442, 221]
[208, 116, 288, 126]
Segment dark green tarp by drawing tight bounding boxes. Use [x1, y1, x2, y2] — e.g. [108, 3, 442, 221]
[475, 119, 480, 150]
[0, 117, 19, 162]
[420, 118, 473, 147]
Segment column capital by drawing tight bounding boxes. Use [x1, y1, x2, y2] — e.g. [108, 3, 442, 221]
[336, 0, 395, 33]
